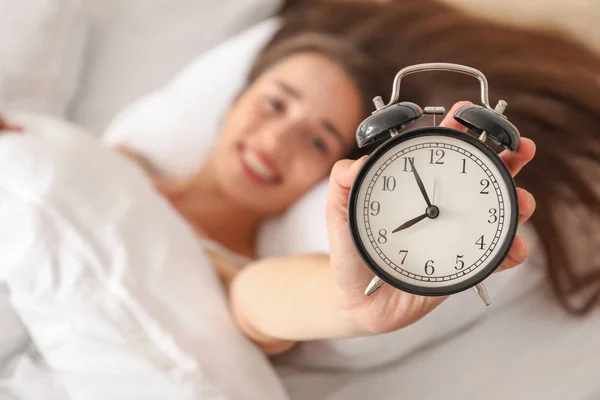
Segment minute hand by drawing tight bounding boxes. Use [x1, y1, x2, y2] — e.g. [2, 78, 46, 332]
[409, 158, 432, 207]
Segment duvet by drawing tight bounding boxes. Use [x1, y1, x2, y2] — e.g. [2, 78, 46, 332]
[0, 112, 288, 400]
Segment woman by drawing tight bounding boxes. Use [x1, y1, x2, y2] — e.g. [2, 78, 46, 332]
[0, 4, 537, 356]
[118, 0, 600, 357]
[0, 42, 535, 358]
[129, 0, 600, 355]
[115, 6, 535, 354]
[123, 74, 533, 356]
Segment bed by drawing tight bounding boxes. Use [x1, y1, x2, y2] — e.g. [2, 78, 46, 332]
[1, 1, 599, 399]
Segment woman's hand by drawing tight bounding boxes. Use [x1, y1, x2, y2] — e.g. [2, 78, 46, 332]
[326, 101, 537, 335]
[0, 113, 24, 133]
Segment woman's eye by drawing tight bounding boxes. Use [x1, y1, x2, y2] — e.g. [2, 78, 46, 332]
[310, 137, 329, 155]
[265, 96, 284, 113]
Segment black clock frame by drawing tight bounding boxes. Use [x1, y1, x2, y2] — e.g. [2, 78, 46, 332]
[348, 127, 519, 297]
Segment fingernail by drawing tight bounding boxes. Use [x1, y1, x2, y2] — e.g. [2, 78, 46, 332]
[528, 192, 536, 209]
[520, 239, 529, 259]
[451, 100, 472, 111]
[350, 156, 366, 173]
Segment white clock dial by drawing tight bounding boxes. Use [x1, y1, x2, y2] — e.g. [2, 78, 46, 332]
[352, 131, 517, 291]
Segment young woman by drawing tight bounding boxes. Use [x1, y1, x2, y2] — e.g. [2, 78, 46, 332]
[121, 0, 600, 355]
[113, 0, 600, 355]
[22, 0, 600, 359]
[0, 42, 536, 360]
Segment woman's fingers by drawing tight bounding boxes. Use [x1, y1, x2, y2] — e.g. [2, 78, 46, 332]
[326, 156, 368, 226]
[495, 235, 529, 272]
[0, 123, 24, 133]
[517, 188, 536, 224]
[439, 101, 536, 178]
[439, 101, 535, 274]
[500, 138, 536, 177]
[492, 189, 535, 273]
[326, 156, 376, 294]
[438, 101, 471, 131]
[493, 189, 535, 273]
[0, 113, 23, 133]
[331, 156, 367, 191]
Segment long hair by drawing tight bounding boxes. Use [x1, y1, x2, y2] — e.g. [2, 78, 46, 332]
[249, 1, 600, 314]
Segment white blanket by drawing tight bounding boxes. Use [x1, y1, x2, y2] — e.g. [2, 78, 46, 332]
[0, 112, 288, 400]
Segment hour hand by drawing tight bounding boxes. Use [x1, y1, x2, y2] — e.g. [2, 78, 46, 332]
[392, 213, 428, 233]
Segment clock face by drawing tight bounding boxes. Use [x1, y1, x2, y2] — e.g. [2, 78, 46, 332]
[349, 127, 519, 296]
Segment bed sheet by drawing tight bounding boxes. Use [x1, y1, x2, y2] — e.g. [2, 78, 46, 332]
[275, 280, 600, 400]
[0, 111, 288, 400]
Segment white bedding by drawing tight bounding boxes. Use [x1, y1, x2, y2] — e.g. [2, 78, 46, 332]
[277, 283, 600, 400]
[273, 231, 600, 400]
[0, 112, 288, 400]
[4, 1, 600, 397]
[271, 226, 600, 400]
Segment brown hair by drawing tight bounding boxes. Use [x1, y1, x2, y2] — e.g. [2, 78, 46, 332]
[246, 5, 401, 152]
[248, 33, 384, 124]
[248, 1, 600, 314]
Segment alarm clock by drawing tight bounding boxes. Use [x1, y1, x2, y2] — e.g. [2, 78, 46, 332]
[348, 63, 520, 306]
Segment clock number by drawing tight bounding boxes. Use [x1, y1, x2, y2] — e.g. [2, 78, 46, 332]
[461, 158, 467, 174]
[424, 260, 435, 275]
[429, 149, 445, 164]
[488, 208, 498, 223]
[475, 235, 486, 250]
[455, 255, 465, 270]
[398, 250, 408, 264]
[403, 157, 414, 172]
[381, 176, 396, 191]
[370, 201, 380, 216]
[378, 229, 388, 244]
[480, 179, 490, 194]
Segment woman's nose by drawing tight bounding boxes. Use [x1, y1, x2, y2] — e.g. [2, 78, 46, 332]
[263, 119, 303, 154]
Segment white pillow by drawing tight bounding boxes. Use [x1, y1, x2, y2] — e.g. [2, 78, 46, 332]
[0, 0, 88, 117]
[0, 110, 288, 400]
[104, 19, 331, 258]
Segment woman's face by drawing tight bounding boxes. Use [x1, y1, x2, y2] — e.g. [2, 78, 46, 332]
[207, 52, 364, 215]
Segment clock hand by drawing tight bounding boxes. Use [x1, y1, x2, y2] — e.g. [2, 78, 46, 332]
[409, 158, 432, 207]
[392, 213, 428, 233]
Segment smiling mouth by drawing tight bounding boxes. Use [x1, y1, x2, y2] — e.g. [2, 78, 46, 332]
[237, 143, 282, 185]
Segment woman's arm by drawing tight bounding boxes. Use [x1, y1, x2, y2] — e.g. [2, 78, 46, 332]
[229, 254, 363, 355]
[229, 103, 537, 356]
[113, 146, 182, 195]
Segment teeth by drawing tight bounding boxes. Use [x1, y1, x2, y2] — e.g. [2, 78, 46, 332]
[242, 149, 275, 181]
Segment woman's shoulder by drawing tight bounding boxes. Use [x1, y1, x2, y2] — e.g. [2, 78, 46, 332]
[197, 237, 254, 287]
[198, 237, 253, 265]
